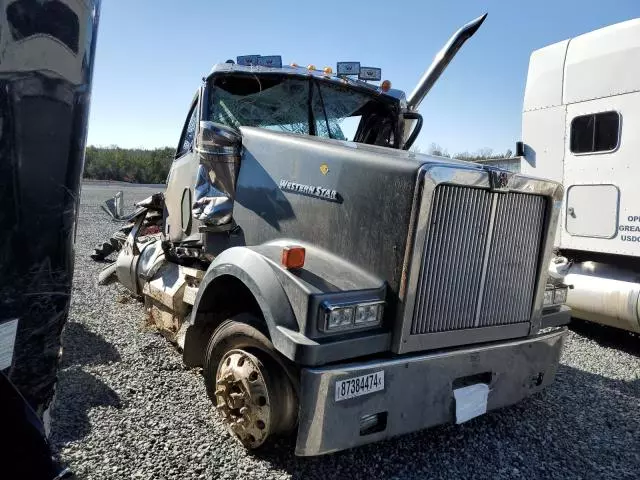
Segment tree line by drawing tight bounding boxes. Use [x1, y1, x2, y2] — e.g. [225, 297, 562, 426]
[83, 143, 515, 185]
[83, 146, 175, 184]
[413, 143, 514, 161]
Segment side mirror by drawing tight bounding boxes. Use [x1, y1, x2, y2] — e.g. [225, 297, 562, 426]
[195, 121, 242, 198]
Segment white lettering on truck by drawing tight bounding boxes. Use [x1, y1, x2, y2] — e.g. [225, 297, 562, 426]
[279, 179, 340, 202]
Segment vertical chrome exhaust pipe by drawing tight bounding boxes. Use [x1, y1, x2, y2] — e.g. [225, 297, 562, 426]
[407, 13, 487, 110]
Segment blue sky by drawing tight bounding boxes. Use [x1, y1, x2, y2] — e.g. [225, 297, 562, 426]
[87, 0, 640, 155]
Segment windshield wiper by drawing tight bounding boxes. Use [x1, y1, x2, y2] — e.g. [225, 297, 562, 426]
[308, 81, 316, 136]
[313, 79, 332, 139]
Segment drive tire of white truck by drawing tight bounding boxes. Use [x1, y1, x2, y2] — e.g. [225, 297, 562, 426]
[203, 314, 298, 450]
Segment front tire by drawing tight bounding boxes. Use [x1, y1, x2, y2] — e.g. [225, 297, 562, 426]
[203, 314, 298, 449]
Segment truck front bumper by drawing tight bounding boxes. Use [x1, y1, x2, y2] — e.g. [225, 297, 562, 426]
[295, 328, 566, 456]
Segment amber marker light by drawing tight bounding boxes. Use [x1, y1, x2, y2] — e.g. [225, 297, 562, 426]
[281, 246, 306, 270]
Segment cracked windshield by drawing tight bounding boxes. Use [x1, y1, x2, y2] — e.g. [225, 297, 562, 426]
[208, 75, 393, 143]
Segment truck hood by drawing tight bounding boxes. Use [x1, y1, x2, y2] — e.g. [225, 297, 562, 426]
[232, 128, 489, 300]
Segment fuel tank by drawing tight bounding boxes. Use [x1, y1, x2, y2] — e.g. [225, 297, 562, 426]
[551, 257, 640, 333]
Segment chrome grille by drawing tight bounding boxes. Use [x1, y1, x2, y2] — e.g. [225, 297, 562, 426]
[411, 185, 546, 335]
[478, 193, 546, 327]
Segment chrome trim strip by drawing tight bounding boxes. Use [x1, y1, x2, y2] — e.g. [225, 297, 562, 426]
[529, 182, 564, 334]
[397, 164, 429, 301]
[474, 193, 498, 327]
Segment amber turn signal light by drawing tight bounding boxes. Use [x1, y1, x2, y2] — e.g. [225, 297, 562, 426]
[281, 246, 305, 270]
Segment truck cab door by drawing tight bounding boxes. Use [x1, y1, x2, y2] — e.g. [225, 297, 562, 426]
[164, 95, 202, 243]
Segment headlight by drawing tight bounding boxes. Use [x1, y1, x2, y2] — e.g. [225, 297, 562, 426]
[355, 303, 383, 325]
[553, 286, 568, 304]
[543, 288, 555, 306]
[323, 301, 384, 331]
[326, 307, 355, 329]
[543, 284, 569, 307]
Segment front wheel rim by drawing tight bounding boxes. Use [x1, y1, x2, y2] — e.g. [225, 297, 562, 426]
[214, 349, 272, 448]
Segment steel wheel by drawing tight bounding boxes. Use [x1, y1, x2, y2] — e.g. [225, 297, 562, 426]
[215, 349, 274, 448]
[204, 315, 298, 450]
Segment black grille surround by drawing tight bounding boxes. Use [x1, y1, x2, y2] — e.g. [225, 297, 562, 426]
[410, 184, 547, 335]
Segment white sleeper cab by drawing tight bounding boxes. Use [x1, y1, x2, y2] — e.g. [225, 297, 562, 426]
[521, 18, 640, 334]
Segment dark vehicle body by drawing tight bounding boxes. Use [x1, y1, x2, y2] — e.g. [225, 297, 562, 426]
[0, 0, 101, 477]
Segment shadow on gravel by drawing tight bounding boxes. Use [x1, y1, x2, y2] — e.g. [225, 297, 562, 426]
[570, 319, 640, 357]
[50, 368, 122, 444]
[60, 322, 121, 367]
[252, 365, 639, 479]
[50, 322, 123, 444]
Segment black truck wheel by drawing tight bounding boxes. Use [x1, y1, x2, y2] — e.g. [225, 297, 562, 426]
[203, 314, 298, 450]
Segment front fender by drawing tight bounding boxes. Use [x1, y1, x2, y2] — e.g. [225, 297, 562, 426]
[190, 246, 300, 358]
[187, 246, 391, 366]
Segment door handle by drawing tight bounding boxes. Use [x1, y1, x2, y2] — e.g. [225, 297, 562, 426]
[568, 207, 576, 218]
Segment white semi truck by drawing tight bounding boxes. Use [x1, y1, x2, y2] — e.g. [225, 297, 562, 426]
[521, 18, 640, 334]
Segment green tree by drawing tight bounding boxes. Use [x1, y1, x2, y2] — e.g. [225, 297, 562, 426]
[84, 146, 175, 184]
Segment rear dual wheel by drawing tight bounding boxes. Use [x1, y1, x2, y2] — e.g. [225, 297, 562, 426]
[203, 314, 298, 449]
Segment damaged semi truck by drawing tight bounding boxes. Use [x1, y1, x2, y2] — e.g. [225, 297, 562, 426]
[94, 14, 570, 455]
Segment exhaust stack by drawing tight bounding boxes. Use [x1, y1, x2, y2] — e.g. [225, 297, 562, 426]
[407, 13, 487, 110]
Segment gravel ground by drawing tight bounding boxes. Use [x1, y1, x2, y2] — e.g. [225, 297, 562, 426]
[50, 182, 640, 480]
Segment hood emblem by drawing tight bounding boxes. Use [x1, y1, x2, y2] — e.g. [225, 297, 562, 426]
[488, 169, 511, 191]
[320, 163, 329, 175]
[279, 179, 341, 203]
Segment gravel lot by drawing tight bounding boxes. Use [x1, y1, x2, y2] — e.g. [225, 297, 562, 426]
[51, 182, 640, 480]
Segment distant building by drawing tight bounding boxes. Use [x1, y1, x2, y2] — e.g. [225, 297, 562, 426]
[472, 157, 521, 172]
